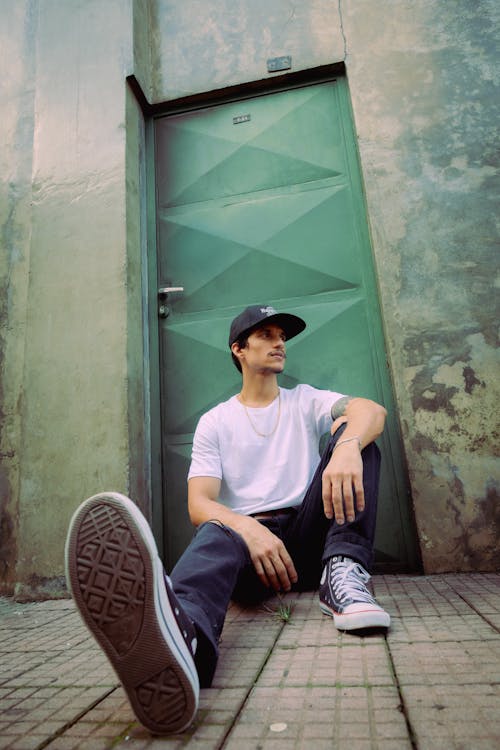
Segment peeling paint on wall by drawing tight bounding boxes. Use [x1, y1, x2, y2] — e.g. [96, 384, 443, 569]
[345, 0, 500, 571]
[403, 331, 499, 571]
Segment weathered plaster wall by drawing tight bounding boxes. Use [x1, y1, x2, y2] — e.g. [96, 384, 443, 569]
[0, 0, 148, 596]
[125, 83, 151, 520]
[146, 0, 345, 102]
[342, 0, 500, 571]
[0, 1, 36, 590]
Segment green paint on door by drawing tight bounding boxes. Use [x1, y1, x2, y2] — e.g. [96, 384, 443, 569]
[153, 79, 420, 571]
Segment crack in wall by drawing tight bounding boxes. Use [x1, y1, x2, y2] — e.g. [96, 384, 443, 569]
[338, 0, 347, 60]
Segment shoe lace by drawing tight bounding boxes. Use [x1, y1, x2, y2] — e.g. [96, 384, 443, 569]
[330, 560, 376, 604]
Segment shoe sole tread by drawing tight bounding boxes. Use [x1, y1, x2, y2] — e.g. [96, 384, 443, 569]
[66, 493, 198, 734]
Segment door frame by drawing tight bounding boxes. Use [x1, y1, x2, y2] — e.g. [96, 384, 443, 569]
[137, 65, 422, 572]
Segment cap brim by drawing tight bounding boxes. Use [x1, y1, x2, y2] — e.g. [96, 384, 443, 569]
[243, 312, 306, 342]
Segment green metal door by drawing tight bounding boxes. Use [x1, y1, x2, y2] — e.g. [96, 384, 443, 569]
[153, 78, 419, 571]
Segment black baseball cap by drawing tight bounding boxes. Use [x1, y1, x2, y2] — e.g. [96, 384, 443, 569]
[228, 304, 306, 347]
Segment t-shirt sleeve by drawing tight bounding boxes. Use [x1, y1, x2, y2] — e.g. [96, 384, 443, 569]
[187, 410, 223, 481]
[300, 384, 346, 436]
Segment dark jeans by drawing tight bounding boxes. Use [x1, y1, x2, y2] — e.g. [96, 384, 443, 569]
[170, 426, 381, 686]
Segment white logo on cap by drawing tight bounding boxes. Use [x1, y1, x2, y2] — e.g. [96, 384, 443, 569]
[260, 306, 277, 316]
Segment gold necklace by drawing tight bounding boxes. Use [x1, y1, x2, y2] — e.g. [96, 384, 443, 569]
[240, 391, 281, 438]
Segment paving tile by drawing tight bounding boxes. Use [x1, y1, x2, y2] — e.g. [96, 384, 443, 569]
[43, 690, 135, 749]
[2, 736, 52, 750]
[402, 682, 500, 748]
[58, 686, 251, 750]
[390, 639, 500, 685]
[224, 599, 285, 624]
[1, 574, 499, 750]
[218, 619, 281, 650]
[388, 613, 499, 643]
[259, 642, 394, 687]
[224, 685, 409, 749]
[212, 646, 271, 687]
[486, 613, 500, 630]
[374, 575, 474, 617]
[445, 573, 500, 614]
[0, 685, 117, 749]
[417, 741, 500, 750]
[277, 613, 387, 649]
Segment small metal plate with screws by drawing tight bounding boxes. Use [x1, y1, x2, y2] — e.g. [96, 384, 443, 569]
[267, 55, 292, 72]
[233, 114, 251, 124]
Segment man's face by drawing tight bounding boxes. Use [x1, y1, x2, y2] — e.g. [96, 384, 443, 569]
[237, 324, 287, 374]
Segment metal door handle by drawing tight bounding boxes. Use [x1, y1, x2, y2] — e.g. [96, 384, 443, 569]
[158, 287, 184, 318]
[158, 287, 184, 296]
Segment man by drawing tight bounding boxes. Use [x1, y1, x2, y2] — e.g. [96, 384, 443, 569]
[66, 304, 390, 735]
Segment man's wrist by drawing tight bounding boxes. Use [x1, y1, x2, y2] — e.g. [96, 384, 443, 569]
[334, 435, 362, 451]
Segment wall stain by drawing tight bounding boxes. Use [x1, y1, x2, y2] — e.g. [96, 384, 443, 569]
[404, 330, 477, 420]
[411, 366, 459, 417]
[0, 501, 15, 583]
[14, 573, 69, 603]
[463, 365, 483, 394]
[449, 481, 500, 569]
[0, 184, 19, 592]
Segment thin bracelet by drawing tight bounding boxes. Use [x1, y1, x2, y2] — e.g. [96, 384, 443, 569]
[334, 436, 362, 451]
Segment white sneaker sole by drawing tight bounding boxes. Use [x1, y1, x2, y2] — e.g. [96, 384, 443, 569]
[65, 492, 199, 734]
[320, 601, 391, 630]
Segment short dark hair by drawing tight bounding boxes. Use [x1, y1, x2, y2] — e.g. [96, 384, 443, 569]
[231, 334, 248, 372]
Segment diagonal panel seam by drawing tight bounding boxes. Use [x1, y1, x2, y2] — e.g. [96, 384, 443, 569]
[166, 143, 342, 209]
[159, 174, 347, 214]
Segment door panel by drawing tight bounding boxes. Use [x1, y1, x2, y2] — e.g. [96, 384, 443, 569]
[159, 184, 360, 314]
[155, 85, 345, 207]
[154, 79, 419, 571]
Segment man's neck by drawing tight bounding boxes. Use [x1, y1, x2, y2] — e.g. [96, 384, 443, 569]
[238, 373, 279, 407]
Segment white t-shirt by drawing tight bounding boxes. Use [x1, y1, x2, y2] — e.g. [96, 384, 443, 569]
[188, 384, 345, 516]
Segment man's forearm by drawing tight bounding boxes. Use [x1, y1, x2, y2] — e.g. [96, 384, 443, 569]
[188, 487, 253, 535]
[188, 476, 282, 541]
[322, 397, 386, 523]
[333, 397, 386, 448]
[188, 482, 298, 592]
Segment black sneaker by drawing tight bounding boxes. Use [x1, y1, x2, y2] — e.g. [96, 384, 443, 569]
[65, 492, 199, 734]
[319, 555, 390, 630]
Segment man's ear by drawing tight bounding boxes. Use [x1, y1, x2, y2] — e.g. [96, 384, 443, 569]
[231, 341, 244, 364]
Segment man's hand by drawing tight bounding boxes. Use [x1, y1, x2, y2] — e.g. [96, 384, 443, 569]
[322, 397, 386, 523]
[321, 441, 365, 524]
[236, 516, 298, 592]
[188, 476, 298, 592]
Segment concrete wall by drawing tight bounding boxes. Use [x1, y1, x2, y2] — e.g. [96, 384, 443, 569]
[0, 0, 498, 594]
[342, 0, 499, 571]
[142, 0, 345, 102]
[0, 0, 148, 597]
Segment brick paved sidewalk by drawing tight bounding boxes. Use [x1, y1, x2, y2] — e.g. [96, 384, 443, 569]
[1, 574, 499, 750]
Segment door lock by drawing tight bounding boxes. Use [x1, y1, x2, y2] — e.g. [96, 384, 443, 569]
[158, 286, 184, 318]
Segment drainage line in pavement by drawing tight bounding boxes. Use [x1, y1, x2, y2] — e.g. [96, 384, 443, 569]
[34, 686, 118, 750]
[433, 576, 500, 635]
[384, 635, 419, 750]
[218, 619, 287, 749]
[455, 593, 500, 634]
